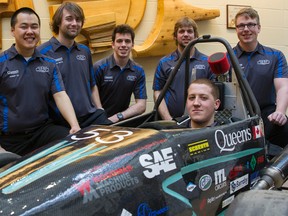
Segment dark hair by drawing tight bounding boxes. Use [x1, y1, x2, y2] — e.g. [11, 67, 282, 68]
[112, 24, 135, 43]
[189, 78, 219, 99]
[173, 16, 199, 39]
[11, 7, 41, 28]
[235, 7, 260, 25]
[51, 2, 85, 34]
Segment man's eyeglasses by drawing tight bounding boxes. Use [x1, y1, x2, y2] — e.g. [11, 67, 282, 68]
[236, 23, 258, 30]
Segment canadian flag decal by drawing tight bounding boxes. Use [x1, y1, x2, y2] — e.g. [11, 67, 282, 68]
[252, 125, 263, 139]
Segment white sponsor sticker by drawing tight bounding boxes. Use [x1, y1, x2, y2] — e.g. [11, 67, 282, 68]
[139, 147, 177, 179]
[121, 209, 132, 216]
[230, 174, 249, 194]
[222, 195, 235, 208]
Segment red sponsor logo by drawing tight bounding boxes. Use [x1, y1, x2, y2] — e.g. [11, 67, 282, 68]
[257, 155, 265, 164]
[228, 165, 244, 179]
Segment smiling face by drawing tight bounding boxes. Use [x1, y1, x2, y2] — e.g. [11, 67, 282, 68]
[11, 12, 40, 57]
[175, 26, 196, 50]
[112, 33, 134, 59]
[58, 9, 82, 40]
[235, 15, 261, 50]
[186, 83, 220, 128]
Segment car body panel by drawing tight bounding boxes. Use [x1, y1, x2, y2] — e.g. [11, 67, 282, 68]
[0, 117, 265, 215]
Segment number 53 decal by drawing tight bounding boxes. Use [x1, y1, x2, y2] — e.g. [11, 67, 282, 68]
[71, 128, 133, 144]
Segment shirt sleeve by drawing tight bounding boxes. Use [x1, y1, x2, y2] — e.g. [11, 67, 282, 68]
[88, 51, 97, 88]
[274, 51, 288, 79]
[51, 64, 65, 94]
[153, 60, 169, 91]
[134, 68, 147, 99]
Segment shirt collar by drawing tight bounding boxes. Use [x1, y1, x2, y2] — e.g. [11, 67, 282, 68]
[172, 47, 202, 61]
[235, 42, 264, 58]
[8, 44, 42, 60]
[50, 37, 81, 51]
[109, 54, 135, 71]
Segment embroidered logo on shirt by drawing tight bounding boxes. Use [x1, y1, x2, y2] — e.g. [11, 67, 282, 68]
[194, 64, 206, 70]
[127, 75, 137, 81]
[76, 55, 86, 61]
[104, 75, 113, 82]
[257, 60, 270, 65]
[7, 70, 19, 78]
[55, 57, 63, 64]
[36, 66, 49, 73]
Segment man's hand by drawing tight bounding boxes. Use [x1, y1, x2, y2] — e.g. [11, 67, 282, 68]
[108, 114, 119, 123]
[0, 146, 7, 153]
[69, 125, 81, 134]
[268, 111, 288, 126]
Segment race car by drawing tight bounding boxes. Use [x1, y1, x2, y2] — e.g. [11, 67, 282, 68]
[0, 36, 268, 215]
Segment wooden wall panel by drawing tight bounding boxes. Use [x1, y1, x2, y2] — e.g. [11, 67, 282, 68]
[0, 0, 34, 49]
[132, 0, 220, 57]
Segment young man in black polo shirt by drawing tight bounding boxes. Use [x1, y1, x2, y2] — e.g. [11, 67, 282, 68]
[37, 2, 111, 127]
[93, 24, 147, 123]
[153, 17, 214, 120]
[233, 8, 288, 148]
[0, 8, 80, 156]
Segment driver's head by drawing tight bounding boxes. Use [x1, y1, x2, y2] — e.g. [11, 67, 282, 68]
[186, 79, 220, 128]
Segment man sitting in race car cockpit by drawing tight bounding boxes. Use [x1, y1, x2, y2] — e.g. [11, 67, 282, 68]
[184, 78, 221, 128]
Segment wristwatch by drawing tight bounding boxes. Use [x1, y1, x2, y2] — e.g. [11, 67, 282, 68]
[117, 112, 124, 121]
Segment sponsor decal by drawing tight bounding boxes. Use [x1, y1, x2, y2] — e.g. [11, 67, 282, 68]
[35, 66, 49, 73]
[199, 174, 212, 191]
[121, 209, 132, 216]
[137, 203, 168, 216]
[207, 191, 227, 204]
[250, 156, 256, 171]
[188, 140, 210, 156]
[186, 182, 197, 192]
[222, 195, 234, 208]
[250, 171, 260, 188]
[214, 128, 252, 152]
[194, 64, 206, 70]
[214, 169, 227, 191]
[230, 174, 249, 194]
[127, 75, 137, 81]
[257, 155, 265, 164]
[257, 59, 270, 65]
[76, 54, 86, 61]
[82, 171, 139, 204]
[139, 147, 176, 179]
[228, 165, 245, 179]
[252, 125, 263, 139]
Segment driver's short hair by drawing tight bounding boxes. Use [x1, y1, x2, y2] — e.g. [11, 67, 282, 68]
[188, 78, 219, 100]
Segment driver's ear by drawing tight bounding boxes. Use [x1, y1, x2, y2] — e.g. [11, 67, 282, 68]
[215, 99, 221, 110]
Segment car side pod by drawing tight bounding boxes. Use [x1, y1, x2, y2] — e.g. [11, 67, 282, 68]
[225, 145, 288, 215]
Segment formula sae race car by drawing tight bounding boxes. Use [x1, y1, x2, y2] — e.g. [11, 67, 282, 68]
[0, 36, 287, 216]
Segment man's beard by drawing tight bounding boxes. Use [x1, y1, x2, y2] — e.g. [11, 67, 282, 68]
[63, 31, 78, 40]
